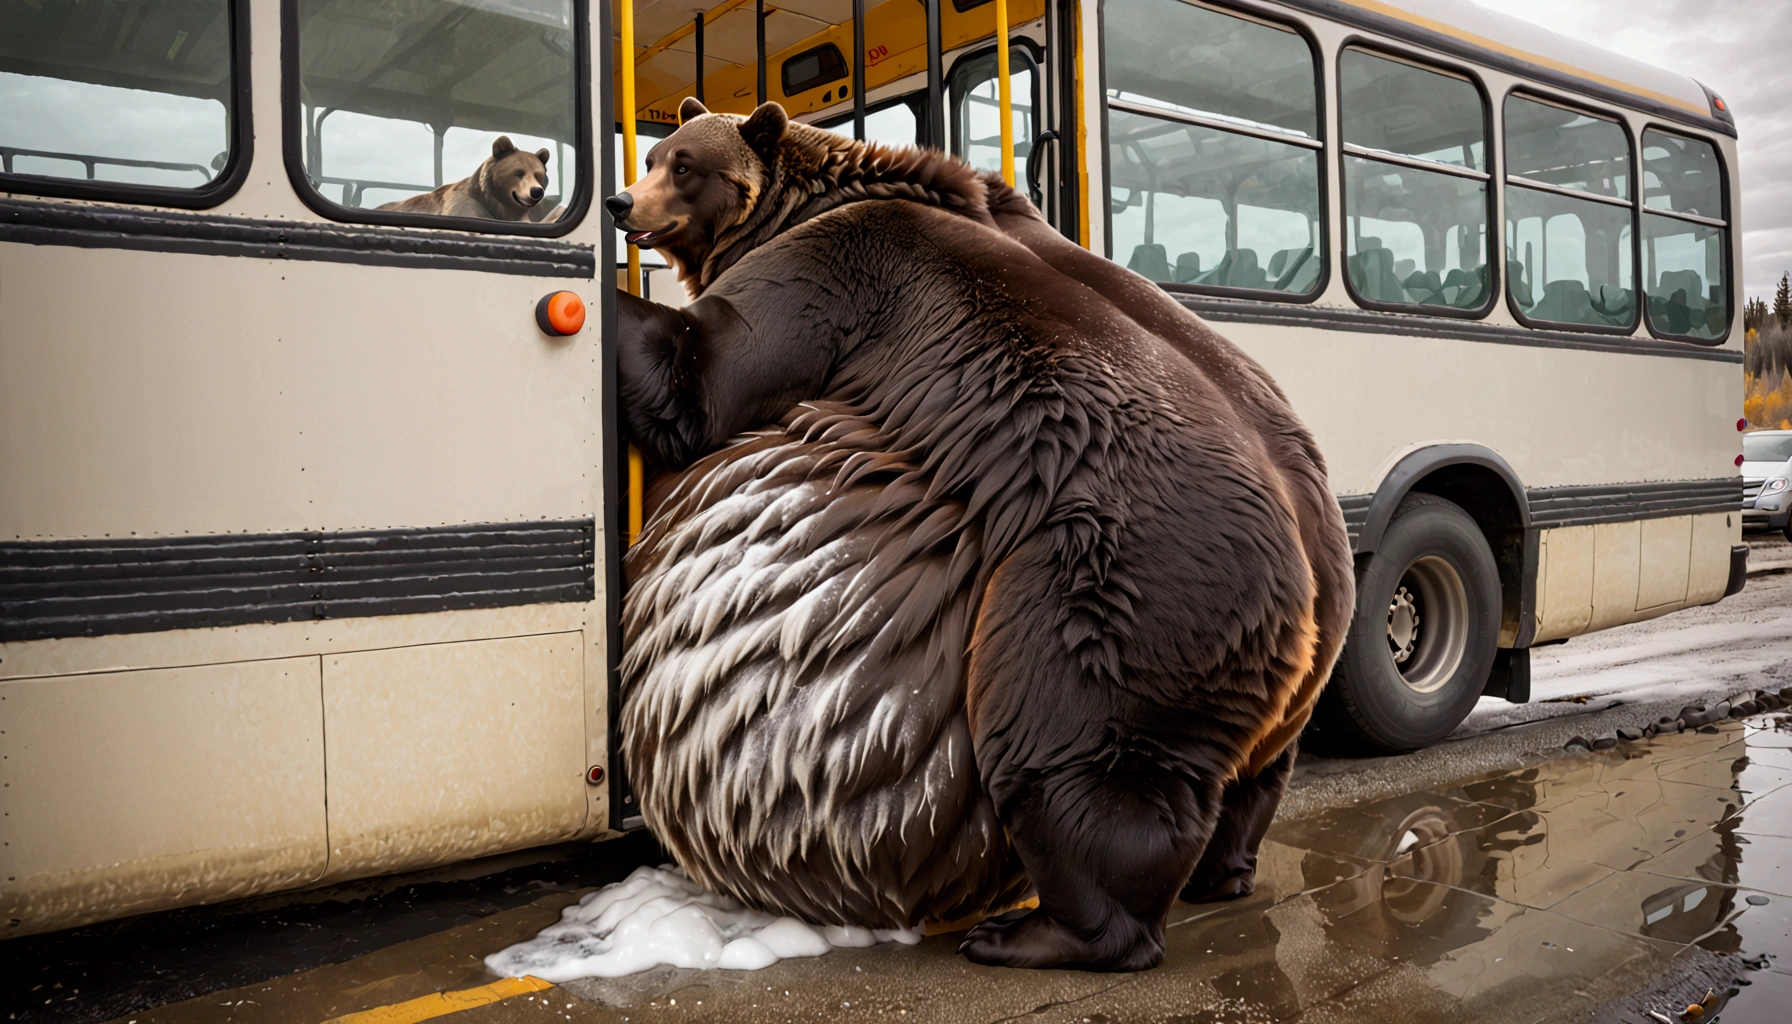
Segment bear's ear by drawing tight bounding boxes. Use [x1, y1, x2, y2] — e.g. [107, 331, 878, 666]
[492, 135, 517, 157]
[739, 102, 788, 160]
[535, 148, 551, 164]
[679, 97, 709, 123]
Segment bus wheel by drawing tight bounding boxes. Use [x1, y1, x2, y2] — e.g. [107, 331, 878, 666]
[1314, 493, 1501, 755]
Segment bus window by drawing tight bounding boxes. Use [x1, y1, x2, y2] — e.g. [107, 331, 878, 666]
[1641, 129, 1728, 341]
[1102, 0, 1323, 297]
[293, 0, 582, 228]
[819, 96, 922, 148]
[1504, 96, 1634, 329]
[951, 48, 1035, 179]
[0, 0, 234, 195]
[1340, 49, 1489, 313]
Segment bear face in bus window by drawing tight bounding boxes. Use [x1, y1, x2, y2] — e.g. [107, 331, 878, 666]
[377, 136, 553, 222]
[606, 97, 787, 285]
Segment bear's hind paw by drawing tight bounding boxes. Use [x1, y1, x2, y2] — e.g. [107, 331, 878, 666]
[958, 909, 1162, 972]
[1179, 869, 1257, 905]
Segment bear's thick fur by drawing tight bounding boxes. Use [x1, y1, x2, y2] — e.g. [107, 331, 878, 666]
[610, 98, 1353, 972]
[377, 136, 552, 220]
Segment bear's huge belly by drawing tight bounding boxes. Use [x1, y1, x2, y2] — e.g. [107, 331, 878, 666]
[621, 421, 1030, 930]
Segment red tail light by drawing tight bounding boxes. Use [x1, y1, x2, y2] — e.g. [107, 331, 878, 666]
[1736, 454, 1746, 467]
[1738, 417, 1748, 431]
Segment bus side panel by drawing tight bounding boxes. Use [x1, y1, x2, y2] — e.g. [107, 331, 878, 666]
[1535, 526, 1595, 643]
[318, 632, 587, 884]
[1637, 515, 1693, 611]
[1686, 512, 1733, 605]
[0, 245, 596, 540]
[1589, 521, 1643, 632]
[0, 657, 327, 938]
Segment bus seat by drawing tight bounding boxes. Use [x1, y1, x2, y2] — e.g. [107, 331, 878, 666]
[1173, 252, 1203, 283]
[1129, 243, 1171, 281]
[1193, 249, 1234, 286]
[1393, 258, 1416, 283]
[1403, 269, 1443, 302]
[1506, 260, 1534, 307]
[1594, 284, 1634, 318]
[1659, 270, 1703, 304]
[1227, 248, 1267, 290]
[1282, 251, 1321, 293]
[1348, 246, 1403, 302]
[1531, 279, 1595, 324]
[1270, 247, 1315, 291]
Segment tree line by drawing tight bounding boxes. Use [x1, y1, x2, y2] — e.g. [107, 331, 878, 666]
[1744, 272, 1792, 429]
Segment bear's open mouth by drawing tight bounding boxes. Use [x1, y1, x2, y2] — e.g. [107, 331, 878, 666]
[624, 223, 676, 247]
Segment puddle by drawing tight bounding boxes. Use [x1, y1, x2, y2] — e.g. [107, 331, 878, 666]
[1234, 710, 1792, 1024]
[551, 712, 1792, 1023]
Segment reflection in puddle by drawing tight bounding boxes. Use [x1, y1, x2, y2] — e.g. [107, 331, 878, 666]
[1160, 712, 1792, 1023]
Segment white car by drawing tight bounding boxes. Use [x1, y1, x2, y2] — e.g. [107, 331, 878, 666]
[1742, 430, 1792, 539]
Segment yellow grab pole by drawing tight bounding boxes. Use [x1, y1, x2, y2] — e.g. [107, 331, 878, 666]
[621, 0, 645, 545]
[995, 0, 1014, 186]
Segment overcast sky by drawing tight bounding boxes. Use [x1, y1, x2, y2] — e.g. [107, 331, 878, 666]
[1487, 0, 1792, 302]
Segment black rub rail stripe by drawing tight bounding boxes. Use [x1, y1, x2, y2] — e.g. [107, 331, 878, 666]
[0, 200, 595, 279]
[1527, 479, 1742, 527]
[1175, 294, 1743, 364]
[0, 519, 596, 643]
[1336, 493, 1372, 545]
[1333, 478, 1739, 538]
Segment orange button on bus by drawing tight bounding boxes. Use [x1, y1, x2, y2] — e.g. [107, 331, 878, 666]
[536, 291, 586, 336]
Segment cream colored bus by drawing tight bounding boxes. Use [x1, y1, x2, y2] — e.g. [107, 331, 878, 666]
[0, 0, 1745, 939]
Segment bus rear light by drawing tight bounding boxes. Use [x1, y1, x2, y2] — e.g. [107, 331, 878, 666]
[587, 765, 606, 785]
[1738, 418, 1748, 431]
[1736, 454, 1746, 467]
[537, 291, 586, 336]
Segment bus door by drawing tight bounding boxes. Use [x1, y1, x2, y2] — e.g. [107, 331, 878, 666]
[945, 0, 1076, 240]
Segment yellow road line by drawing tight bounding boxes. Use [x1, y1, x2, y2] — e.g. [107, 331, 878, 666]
[321, 976, 553, 1024]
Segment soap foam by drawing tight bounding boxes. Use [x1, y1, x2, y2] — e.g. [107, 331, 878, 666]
[484, 865, 921, 982]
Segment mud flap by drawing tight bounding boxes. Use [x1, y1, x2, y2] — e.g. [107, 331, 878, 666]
[1724, 543, 1749, 598]
[1481, 647, 1530, 704]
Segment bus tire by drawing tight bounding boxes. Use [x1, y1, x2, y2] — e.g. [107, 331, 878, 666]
[1314, 493, 1501, 755]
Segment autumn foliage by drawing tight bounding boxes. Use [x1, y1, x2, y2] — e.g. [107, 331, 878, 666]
[1745, 321, 1792, 430]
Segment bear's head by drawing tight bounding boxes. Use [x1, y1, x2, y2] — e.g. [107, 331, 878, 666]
[482, 136, 552, 217]
[607, 97, 988, 295]
[606, 98, 787, 283]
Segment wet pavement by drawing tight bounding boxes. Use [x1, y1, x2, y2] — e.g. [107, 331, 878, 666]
[5, 537, 1789, 1024]
[2, 709, 1782, 1024]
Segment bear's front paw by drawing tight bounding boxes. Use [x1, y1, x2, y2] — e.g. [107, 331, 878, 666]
[958, 909, 1162, 972]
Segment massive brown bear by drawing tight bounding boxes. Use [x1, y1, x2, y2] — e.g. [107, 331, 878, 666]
[608, 97, 1353, 972]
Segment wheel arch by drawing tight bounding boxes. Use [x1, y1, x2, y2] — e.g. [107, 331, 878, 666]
[1356, 444, 1537, 651]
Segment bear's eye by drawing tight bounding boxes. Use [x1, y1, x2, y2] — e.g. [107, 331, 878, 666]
[675, 164, 690, 176]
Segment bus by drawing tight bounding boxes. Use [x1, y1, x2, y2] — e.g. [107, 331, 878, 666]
[0, 0, 1744, 938]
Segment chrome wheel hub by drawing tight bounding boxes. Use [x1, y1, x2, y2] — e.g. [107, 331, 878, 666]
[1388, 586, 1420, 664]
[1384, 556, 1471, 694]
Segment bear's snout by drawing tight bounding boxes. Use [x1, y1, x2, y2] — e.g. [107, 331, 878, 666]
[605, 193, 635, 222]
[529, 185, 544, 201]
